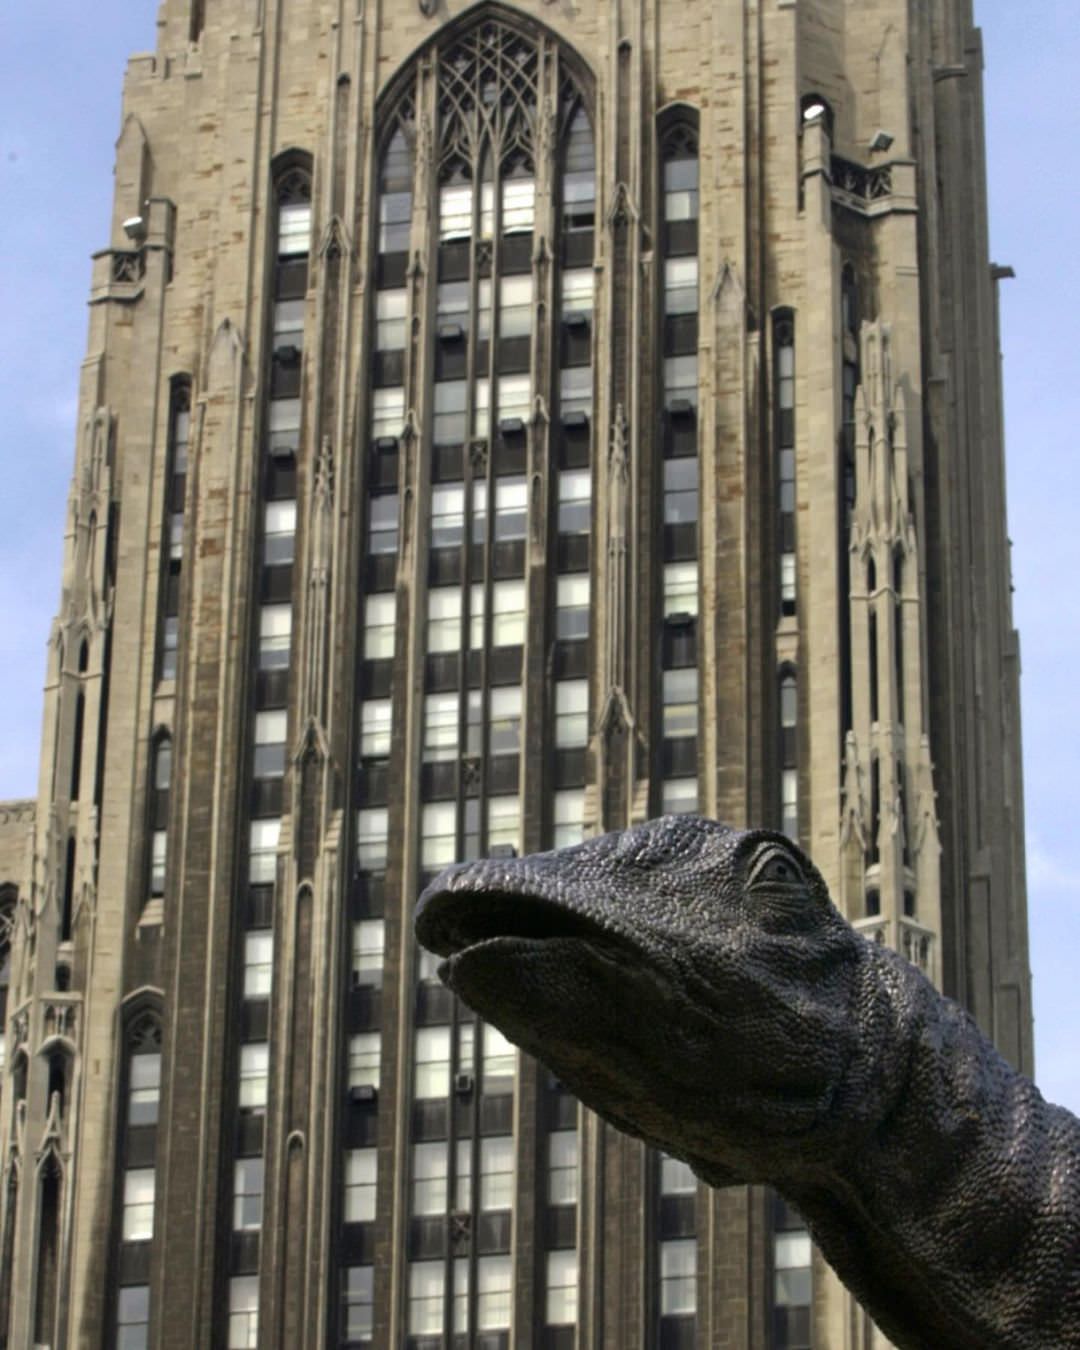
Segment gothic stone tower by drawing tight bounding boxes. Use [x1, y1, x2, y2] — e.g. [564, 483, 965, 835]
[0, 0, 1031, 1347]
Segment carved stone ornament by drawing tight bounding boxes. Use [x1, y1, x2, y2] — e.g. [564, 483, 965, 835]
[419, 0, 438, 14]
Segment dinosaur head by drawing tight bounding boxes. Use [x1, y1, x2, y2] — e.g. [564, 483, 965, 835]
[416, 815, 877, 1187]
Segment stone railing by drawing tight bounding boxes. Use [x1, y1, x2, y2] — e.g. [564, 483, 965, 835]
[854, 915, 936, 979]
[831, 155, 893, 210]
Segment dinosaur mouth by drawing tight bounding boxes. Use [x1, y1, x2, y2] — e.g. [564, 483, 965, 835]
[416, 886, 605, 959]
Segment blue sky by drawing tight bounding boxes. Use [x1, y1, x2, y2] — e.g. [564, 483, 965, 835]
[2, 2, 1077, 1113]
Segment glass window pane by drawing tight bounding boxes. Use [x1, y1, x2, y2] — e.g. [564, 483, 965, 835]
[502, 177, 535, 234]
[664, 355, 698, 408]
[342, 1265, 375, 1341]
[267, 399, 301, 457]
[123, 1168, 156, 1241]
[232, 1156, 265, 1231]
[546, 1249, 578, 1326]
[487, 796, 520, 855]
[150, 830, 167, 896]
[661, 777, 698, 815]
[499, 274, 534, 337]
[371, 386, 405, 441]
[469, 581, 486, 650]
[376, 288, 407, 350]
[660, 1238, 697, 1315]
[664, 562, 699, 617]
[368, 493, 399, 555]
[118, 1284, 150, 1347]
[775, 1230, 812, 1270]
[128, 1053, 161, 1127]
[547, 1130, 578, 1205]
[278, 201, 311, 255]
[351, 919, 385, 986]
[480, 1134, 514, 1209]
[434, 380, 467, 446]
[555, 679, 588, 748]
[561, 267, 594, 316]
[421, 802, 458, 871]
[228, 1275, 260, 1349]
[264, 499, 296, 566]
[558, 469, 591, 535]
[349, 1033, 381, 1089]
[494, 476, 527, 541]
[477, 1254, 512, 1330]
[437, 280, 470, 329]
[345, 1148, 377, 1223]
[239, 1043, 269, 1109]
[661, 1154, 697, 1195]
[488, 686, 522, 756]
[553, 789, 585, 848]
[780, 676, 797, 728]
[663, 457, 698, 525]
[556, 573, 590, 641]
[356, 807, 388, 872]
[414, 1026, 451, 1100]
[408, 1261, 445, 1335]
[427, 586, 462, 653]
[662, 668, 698, 740]
[411, 1140, 448, 1215]
[363, 593, 395, 661]
[431, 483, 465, 549]
[560, 365, 592, 417]
[491, 580, 525, 647]
[482, 1027, 516, 1095]
[243, 931, 273, 999]
[473, 377, 491, 440]
[259, 604, 292, 669]
[775, 1265, 812, 1308]
[664, 256, 699, 314]
[423, 693, 459, 762]
[497, 374, 531, 424]
[360, 699, 392, 759]
[440, 183, 473, 242]
[248, 818, 280, 885]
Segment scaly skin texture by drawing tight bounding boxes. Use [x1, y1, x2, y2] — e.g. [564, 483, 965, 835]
[415, 815, 1080, 1350]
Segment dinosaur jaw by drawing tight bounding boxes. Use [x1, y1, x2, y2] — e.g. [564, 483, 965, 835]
[415, 883, 617, 960]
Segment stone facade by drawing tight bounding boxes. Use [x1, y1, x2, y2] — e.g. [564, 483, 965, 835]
[0, 1, 1031, 1347]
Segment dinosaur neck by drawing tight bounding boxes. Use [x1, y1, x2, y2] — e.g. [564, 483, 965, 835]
[784, 949, 1080, 1350]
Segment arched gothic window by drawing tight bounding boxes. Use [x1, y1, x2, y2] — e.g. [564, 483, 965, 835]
[356, 20, 595, 1343]
[365, 13, 595, 866]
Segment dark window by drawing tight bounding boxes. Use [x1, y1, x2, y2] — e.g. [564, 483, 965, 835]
[774, 313, 796, 617]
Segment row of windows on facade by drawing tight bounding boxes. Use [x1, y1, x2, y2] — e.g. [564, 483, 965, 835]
[220, 1152, 700, 1346]
[365, 350, 700, 448]
[362, 459, 698, 562]
[376, 107, 692, 255]
[350, 671, 698, 767]
[354, 558, 696, 665]
[203, 179, 313, 1350]
[113, 1027, 162, 1349]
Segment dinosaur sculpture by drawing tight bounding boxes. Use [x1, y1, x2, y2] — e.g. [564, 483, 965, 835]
[415, 815, 1080, 1350]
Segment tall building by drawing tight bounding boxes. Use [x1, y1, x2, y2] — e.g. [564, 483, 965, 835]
[0, 0, 1032, 1346]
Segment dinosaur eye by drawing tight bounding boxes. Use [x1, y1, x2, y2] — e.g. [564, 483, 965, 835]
[746, 844, 806, 891]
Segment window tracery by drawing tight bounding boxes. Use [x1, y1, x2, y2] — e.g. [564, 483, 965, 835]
[358, 16, 595, 1343]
